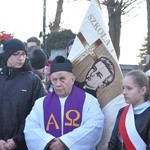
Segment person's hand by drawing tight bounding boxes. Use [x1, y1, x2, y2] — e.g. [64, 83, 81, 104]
[0, 140, 7, 150]
[4, 139, 17, 150]
[49, 138, 65, 150]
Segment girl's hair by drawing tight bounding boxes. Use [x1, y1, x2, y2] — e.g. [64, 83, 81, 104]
[126, 70, 150, 101]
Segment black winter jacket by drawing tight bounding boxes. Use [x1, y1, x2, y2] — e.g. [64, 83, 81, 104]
[108, 106, 150, 150]
[0, 59, 45, 150]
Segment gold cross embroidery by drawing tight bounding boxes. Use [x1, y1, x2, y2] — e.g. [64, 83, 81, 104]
[73, 32, 102, 67]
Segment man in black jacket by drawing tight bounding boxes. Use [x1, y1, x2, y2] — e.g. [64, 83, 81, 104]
[0, 38, 46, 150]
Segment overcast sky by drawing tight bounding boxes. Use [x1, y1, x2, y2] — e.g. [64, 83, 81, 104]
[0, 0, 147, 65]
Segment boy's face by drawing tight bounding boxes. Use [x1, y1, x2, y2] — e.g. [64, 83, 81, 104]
[27, 42, 37, 48]
[7, 50, 26, 68]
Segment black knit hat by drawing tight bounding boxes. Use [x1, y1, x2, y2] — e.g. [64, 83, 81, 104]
[30, 49, 48, 69]
[50, 56, 72, 74]
[3, 38, 27, 60]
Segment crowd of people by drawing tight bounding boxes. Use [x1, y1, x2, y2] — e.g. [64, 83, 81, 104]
[0, 37, 149, 150]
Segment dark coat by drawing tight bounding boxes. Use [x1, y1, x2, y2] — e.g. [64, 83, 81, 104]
[0, 59, 45, 150]
[75, 81, 97, 98]
[108, 106, 150, 150]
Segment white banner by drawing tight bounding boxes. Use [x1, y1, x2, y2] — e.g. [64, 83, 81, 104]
[68, 0, 126, 150]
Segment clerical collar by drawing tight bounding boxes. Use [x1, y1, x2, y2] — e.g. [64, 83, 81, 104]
[134, 101, 150, 114]
[59, 97, 67, 101]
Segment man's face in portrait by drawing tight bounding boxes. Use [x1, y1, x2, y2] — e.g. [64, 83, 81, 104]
[85, 61, 111, 90]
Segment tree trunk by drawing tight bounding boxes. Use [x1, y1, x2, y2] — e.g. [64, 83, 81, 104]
[50, 0, 64, 32]
[147, 0, 150, 54]
[106, 0, 122, 60]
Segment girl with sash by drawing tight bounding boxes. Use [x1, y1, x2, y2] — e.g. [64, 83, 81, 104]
[108, 70, 150, 150]
[24, 56, 105, 150]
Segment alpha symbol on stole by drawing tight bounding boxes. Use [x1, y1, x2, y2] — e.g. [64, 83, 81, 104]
[46, 110, 81, 131]
[46, 113, 60, 131]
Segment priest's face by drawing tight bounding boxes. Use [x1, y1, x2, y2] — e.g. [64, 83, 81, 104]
[50, 71, 75, 97]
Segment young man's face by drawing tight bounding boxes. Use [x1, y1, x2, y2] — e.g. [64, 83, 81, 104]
[50, 71, 75, 97]
[7, 50, 27, 68]
[27, 42, 37, 47]
[85, 61, 111, 90]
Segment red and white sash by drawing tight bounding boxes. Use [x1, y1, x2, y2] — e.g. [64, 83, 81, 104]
[119, 105, 146, 150]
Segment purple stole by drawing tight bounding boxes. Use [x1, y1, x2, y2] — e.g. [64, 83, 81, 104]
[43, 85, 85, 137]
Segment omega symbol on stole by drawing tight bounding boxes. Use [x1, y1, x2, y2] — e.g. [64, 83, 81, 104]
[46, 109, 81, 131]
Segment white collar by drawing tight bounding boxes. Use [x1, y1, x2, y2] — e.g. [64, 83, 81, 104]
[134, 101, 150, 114]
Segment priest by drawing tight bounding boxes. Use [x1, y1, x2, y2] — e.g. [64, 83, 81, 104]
[24, 56, 105, 150]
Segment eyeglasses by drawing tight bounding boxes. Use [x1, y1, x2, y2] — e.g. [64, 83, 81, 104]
[13, 52, 27, 58]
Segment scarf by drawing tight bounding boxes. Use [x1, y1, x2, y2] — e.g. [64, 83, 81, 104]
[119, 104, 146, 150]
[43, 85, 85, 137]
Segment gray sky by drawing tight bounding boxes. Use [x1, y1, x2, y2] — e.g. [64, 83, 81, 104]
[0, 0, 147, 64]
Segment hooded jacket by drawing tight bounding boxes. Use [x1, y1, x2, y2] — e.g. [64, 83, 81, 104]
[0, 58, 45, 150]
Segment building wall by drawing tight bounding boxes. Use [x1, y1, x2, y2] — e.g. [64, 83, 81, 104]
[50, 49, 67, 60]
[120, 64, 144, 76]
